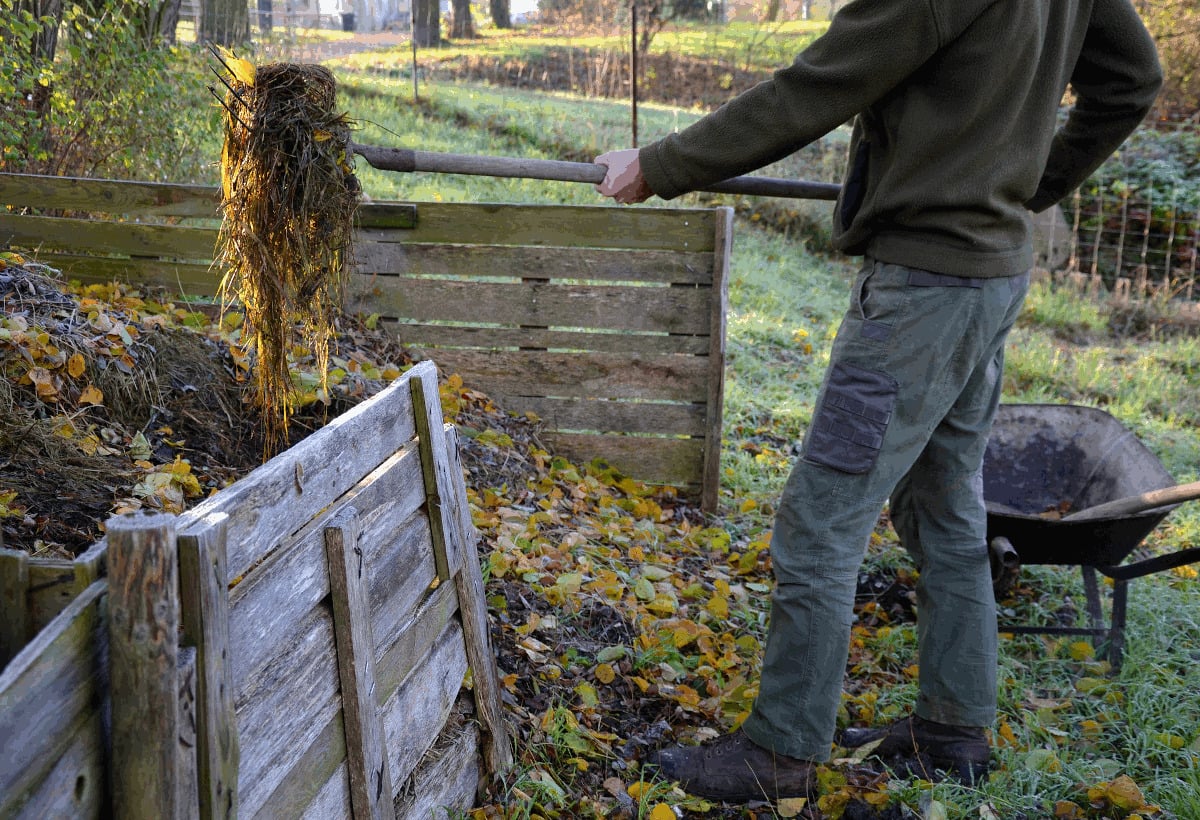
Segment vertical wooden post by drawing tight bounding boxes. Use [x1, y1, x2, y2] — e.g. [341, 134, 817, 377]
[325, 506, 393, 820]
[444, 425, 513, 776]
[178, 513, 240, 819]
[107, 511, 192, 819]
[701, 207, 733, 513]
[410, 367, 460, 582]
[0, 548, 30, 666]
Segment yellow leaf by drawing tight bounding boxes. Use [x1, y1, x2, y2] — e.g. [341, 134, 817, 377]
[647, 803, 675, 820]
[67, 352, 86, 379]
[777, 797, 807, 817]
[216, 45, 256, 86]
[79, 385, 104, 405]
[626, 781, 648, 800]
[1068, 641, 1095, 661]
[1106, 775, 1146, 810]
[705, 595, 729, 618]
[595, 663, 616, 684]
[739, 497, 757, 513]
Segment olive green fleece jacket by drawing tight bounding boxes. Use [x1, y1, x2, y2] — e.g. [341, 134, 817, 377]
[639, 0, 1162, 277]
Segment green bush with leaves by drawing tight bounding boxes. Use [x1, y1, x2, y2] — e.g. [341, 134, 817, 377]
[0, 0, 217, 183]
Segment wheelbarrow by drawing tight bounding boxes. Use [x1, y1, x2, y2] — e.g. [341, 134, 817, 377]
[981, 404, 1200, 670]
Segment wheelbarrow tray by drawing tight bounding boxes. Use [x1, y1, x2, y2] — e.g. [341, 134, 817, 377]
[982, 404, 1179, 567]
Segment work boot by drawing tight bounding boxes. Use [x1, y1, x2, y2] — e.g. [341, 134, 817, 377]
[646, 729, 816, 802]
[839, 715, 990, 785]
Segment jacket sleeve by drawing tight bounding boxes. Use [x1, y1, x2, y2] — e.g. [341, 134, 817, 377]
[1026, 0, 1162, 213]
[638, 0, 941, 200]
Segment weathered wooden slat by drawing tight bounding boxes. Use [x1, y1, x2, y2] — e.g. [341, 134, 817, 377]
[484, 394, 707, 436]
[393, 716, 481, 820]
[381, 619, 469, 790]
[375, 581, 458, 704]
[0, 548, 30, 666]
[177, 646, 199, 817]
[0, 580, 107, 815]
[358, 201, 717, 252]
[5, 706, 107, 820]
[0, 214, 217, 260]
[701, 207, 733, 513]
[348, 276, 711, 335]
[178, 359, 429, 582]
[234, 601, 342, 818]
[385, 323, 710, 356]
[325, 508, 393, 820]
[0, 172, 220, 216]
[415, 349, 710, 403]
[301, 762, 353, 820]
[541, 432, 705, 488]
[410, 373, 458, 581]
[351, 242, 714, 284]
[178, 515, 240, 820]
[26, 560, 79, 635]
[256, 709, 347, 820]
[28, 252, 220, 296]
[224, 449, 432, 701]
[445, 425, 512, 775]
[106, 511, 187, 820]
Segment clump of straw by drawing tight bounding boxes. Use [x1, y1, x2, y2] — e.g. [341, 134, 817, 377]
[213, 53, 360, 454]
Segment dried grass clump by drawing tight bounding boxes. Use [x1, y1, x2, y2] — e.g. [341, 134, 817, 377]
[214, 57, 361, 454]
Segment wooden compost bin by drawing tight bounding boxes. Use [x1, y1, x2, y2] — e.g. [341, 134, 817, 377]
[0, 360, 511, 818]
[0, 171, 731, 510]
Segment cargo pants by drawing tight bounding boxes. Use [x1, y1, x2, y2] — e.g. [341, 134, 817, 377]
[740, 258, 1030, 761]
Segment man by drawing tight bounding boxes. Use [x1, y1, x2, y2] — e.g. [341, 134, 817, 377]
[594, 0, 1161, 803]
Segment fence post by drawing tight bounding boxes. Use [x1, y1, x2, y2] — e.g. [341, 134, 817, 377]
[0, 548, 30, 666]
[107, 511, 195, 819]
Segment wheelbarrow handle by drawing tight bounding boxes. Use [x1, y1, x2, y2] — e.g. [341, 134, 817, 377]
[1062, 478, 1200, 522]
[351, 143, 843, 202]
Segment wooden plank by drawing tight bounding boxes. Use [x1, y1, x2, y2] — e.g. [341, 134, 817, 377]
[177, 646, 199, 818]
[0, 172, 220, 216]
[0, 548, 30, 666]
[541, 432, 705, 488]
[224, 449, 432, 700]
[393, 717, 481, 820]
[348, 276, 712, 335]
[418, 349, 710, 403]
[445, 425, 512, 775]
[484, 394, 707, 436]
[234, 601, 342, 818]
[26, 560, 80, 640]
[26, 253, 220, 296]
[72, 539, 106, 594]
[254, 708, 347, 820]
[351, 242, 714, 284]
[410, 373, 457, 581]
[0, 214, 218, 260]
[381, 619, 469, 789]
[357, 201, 718, 252]
[384, 323, 711, 356]
[702, 207, 733, 513]
[178, 515, 240, 820]
[0, 580, 107, 814]
[375, 581, 459, 704]
[5, 707, 107, 820]
[106, 511, 186, 820]
[178, 359, 430, 582]
[301, 762, 352, 820]
[325, 507, 393, 820]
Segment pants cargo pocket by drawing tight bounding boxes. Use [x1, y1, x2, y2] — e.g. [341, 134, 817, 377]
[804, 362, 897, 474]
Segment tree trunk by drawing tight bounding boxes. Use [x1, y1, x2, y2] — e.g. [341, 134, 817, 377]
[200, 0, 250, 47]
[451, 0, 475, 37]
[801, 0, 812, 20]
[490, 0, 510, 28]
[413, 0, 440, 46]
[258, 0, 273, 31]
[765, 0, 780, 22]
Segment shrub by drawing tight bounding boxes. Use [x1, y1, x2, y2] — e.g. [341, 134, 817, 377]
[0, 0, 217, 183]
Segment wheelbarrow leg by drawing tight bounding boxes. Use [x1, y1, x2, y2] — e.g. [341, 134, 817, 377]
[1082, 566, 1127, 672]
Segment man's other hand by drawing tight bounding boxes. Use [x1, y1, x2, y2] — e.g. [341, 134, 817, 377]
[595, 149, 654, 204]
